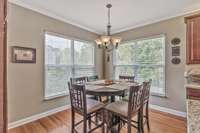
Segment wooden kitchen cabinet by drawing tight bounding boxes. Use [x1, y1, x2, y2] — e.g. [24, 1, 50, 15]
[185, 14, 200, 64]
[0, 0, 7, 132]
[187, 87, 200, 100]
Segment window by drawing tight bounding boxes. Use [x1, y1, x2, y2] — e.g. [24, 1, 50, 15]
[113, 35, 165, 96]
[74, 41, 95, 77]
[45, 32, 96, 99]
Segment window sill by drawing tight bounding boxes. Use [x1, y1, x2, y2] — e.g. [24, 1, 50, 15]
[151, 93, 167, 98]
[44, 93, 69, 101]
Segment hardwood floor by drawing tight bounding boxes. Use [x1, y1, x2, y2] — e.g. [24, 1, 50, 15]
[8, 109, 187, 133]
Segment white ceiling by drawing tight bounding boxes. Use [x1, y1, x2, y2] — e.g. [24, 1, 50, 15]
[9, 0, 200, 34]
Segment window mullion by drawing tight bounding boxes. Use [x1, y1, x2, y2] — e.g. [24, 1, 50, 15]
[134, 41, 138, 79]
[71, 40, 75, 77]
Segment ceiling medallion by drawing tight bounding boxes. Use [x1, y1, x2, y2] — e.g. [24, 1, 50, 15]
[95, 4, 122, 52]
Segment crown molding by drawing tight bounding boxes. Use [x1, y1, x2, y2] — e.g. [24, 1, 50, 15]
[112, 6, 200, 34]
[8, 0, 200, 35]
[8, 0, 102, 34]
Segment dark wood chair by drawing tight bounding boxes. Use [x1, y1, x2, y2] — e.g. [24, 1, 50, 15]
[88, 75, 99, 82]
[68, 82, 105, 133]
[87, 75, 102, 101]
[119, 75, 135, 82]
[119, 75, 135, 99]
[70, 77, 98, 100]
[141, 79, 152, 132]
[70, 77, 89, 84]
[105, 84, 144, 133]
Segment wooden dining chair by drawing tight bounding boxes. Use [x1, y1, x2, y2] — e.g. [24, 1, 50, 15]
[70, 77, 98, 100]
[105, 84, 144, 133]
[70, 76, 89, 84]
[68, 82, 105, 133]
[87, 75, 103, 101]
[119, 75, 135, 82]
[140, 79, 152, 132]
[119, 75, 135, 99]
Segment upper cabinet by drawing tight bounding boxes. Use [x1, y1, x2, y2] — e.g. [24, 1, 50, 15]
[185, 14, 200, 64]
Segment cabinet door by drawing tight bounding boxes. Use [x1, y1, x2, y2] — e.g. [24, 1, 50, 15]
[0, 0, 7, 132]
[187, 16, 200, 64]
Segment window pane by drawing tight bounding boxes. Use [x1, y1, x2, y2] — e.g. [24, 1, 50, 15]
[45, 34, 71, 65]
[115, 43, 136, 65]
[114, 66, 135, 79]
[136, 66, 165, 95]
[45, 33, 72, 99]
[114, 36, 165, 96]
[44, 33, 96, 99]
[74, 41, 94, 65]
[136, 37, 165, 64]
[74, 68, 95, 77]
[45, 65, 72, 97]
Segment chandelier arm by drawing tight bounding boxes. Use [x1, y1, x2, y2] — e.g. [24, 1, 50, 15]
[106, 44, 114, 52]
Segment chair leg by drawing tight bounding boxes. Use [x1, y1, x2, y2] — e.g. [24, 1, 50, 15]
[146, 102, 150, 131]
[117, 122, 121, 132]
[102, 110, 105, 133]
[140, 108, 144, 133]
[106, 111, 112, 133]
[88, 116, 92, 130]
[71, 110, 75, 133]
[99, 96, 102, 102]
[127, 118, 132, 133]
[83, 116, 87, 133]
[95, 113, 98, 125]
[137, 112, 141, 133]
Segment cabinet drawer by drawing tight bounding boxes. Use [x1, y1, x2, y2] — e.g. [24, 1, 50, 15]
[187, 88, 200, 100]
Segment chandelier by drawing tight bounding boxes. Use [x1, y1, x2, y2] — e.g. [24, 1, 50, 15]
[95, 4, 122, 52]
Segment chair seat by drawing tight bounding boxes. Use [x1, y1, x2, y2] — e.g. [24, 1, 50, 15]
[87, 99, 105, 114]
[105, 101, 129, 117]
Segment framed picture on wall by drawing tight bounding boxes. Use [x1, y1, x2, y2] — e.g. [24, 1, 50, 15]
[12, 46, 36, 63]
[172, 46, 180, 56]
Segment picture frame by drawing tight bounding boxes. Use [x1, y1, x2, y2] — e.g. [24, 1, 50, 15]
[12, 46, 36, 63]
[171, 37, 181, 45]
[172, 46, 180, 56]
[171, 57, 181, 65]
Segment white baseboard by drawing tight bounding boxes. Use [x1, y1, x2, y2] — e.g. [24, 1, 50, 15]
[8, 104, 186, 129]
[8, 105, 71, 129]
[150, 104, 186, 118]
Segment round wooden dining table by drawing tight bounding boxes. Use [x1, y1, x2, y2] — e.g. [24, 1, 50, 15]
[85, 80, 138, 102]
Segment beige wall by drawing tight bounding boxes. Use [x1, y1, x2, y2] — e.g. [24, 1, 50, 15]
[105, 16, 187, 112]
[7, 3, 103, 123]
[7, 2, 199, 123]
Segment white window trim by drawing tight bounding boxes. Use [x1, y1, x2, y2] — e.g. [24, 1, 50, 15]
[112, 34, 166, 97]
[44, 31, 97, 100]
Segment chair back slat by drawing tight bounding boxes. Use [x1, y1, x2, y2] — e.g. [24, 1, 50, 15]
[68, 82, 87, 114]
[88, 75, 99, 81]
[119, 75, 135, 82]
[70, 77, 88, 84]
[128, 84, 143, 116]
[143, 79, 152, 102]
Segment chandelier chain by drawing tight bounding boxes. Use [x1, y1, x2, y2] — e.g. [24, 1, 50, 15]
[108, 6, 111, 25]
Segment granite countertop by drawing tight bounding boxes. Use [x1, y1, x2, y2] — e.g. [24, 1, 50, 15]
[187, 99, 200, 133]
